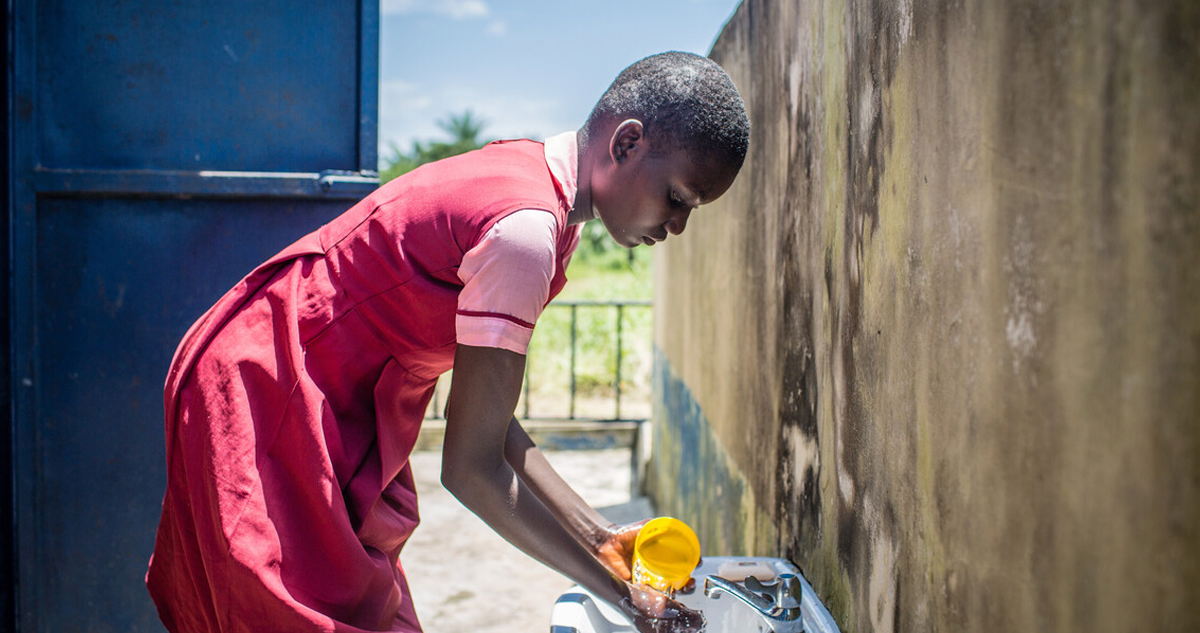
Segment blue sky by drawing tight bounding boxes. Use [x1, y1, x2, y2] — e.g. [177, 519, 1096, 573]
[378, 0, 743, 165]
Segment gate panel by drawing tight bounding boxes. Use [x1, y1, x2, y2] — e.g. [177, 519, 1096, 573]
[36, 0, 364, 172]
[33, 198, 353, 631]
[10, 0, 380, 630]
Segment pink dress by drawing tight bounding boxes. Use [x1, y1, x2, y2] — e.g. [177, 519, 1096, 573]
[147, 136, 581, 632]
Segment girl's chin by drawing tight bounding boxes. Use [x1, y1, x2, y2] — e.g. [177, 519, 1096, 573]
[610, 231, 640, 248]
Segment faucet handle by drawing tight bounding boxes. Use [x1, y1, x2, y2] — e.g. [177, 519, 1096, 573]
[744, 573, 802, 610]
[773, 574, 803, 610]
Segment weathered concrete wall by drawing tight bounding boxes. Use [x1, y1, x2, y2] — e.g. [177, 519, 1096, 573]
[647, 1, 1200, 631]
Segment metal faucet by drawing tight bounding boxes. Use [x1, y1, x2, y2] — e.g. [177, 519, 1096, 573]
[703, 573, 803, 622]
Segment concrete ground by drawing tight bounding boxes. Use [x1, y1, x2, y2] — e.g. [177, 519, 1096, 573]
[402, 448, 654, 633]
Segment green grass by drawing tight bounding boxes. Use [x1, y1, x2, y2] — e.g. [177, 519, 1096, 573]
[559, 243, 653, 301]
[522, 241, 654, 420]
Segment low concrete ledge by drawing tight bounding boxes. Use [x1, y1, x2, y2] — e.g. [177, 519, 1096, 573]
[415, 419, 643, 452]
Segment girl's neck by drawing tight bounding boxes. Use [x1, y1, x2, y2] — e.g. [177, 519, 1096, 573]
[567, 129, 596, 225]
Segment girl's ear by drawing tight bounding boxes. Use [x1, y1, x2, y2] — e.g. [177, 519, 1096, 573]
[609, 119, 645, 164]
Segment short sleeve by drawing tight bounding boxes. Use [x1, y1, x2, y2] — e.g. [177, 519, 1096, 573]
[456, 209, 560, 354]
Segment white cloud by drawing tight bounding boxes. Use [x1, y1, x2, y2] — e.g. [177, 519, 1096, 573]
[381, 0, 490, 19]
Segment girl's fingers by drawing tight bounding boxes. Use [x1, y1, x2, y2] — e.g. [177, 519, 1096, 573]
[619, 586, 705, 633]
[593, 521, 647, 580]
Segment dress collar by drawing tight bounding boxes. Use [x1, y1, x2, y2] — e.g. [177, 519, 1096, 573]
[543, 131, 578, 212]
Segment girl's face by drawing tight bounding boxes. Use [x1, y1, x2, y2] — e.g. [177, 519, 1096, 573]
[589, 124, 739, 248]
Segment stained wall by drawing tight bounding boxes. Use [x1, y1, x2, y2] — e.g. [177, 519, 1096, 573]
[647, 1, 1200, 630]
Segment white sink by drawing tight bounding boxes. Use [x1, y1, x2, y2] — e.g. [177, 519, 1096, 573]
[549, 556, 840, 633]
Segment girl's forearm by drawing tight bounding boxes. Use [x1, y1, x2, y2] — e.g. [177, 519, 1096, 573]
[442, 441, 627, 606]
[502, 418, 614, 547]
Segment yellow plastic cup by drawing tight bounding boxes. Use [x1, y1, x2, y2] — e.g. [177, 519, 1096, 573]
[632, 517, 701, 593]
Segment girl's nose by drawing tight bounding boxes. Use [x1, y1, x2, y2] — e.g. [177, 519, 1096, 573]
[665, 209, 691, 235]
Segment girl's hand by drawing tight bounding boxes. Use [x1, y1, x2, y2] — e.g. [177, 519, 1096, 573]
[590, 520, 648, 581]
[618, 583, 705, 633]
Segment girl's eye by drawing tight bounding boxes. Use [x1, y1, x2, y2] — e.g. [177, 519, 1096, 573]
[669, 190, 686, 208]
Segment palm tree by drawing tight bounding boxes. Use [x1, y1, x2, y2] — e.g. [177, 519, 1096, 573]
[380, 110, 490, 182]
[440, 111, 485, 148]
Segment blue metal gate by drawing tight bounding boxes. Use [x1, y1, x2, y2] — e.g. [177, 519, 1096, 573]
[7, 1, 379, 630]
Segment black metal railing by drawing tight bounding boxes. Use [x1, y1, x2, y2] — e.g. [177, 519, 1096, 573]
[426, 299, 652, 422]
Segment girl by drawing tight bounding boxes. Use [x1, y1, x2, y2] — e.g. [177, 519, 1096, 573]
[147, 51, 749, 633]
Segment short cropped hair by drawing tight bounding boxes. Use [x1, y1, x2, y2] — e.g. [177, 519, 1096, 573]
[582, 51, 750, 171]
